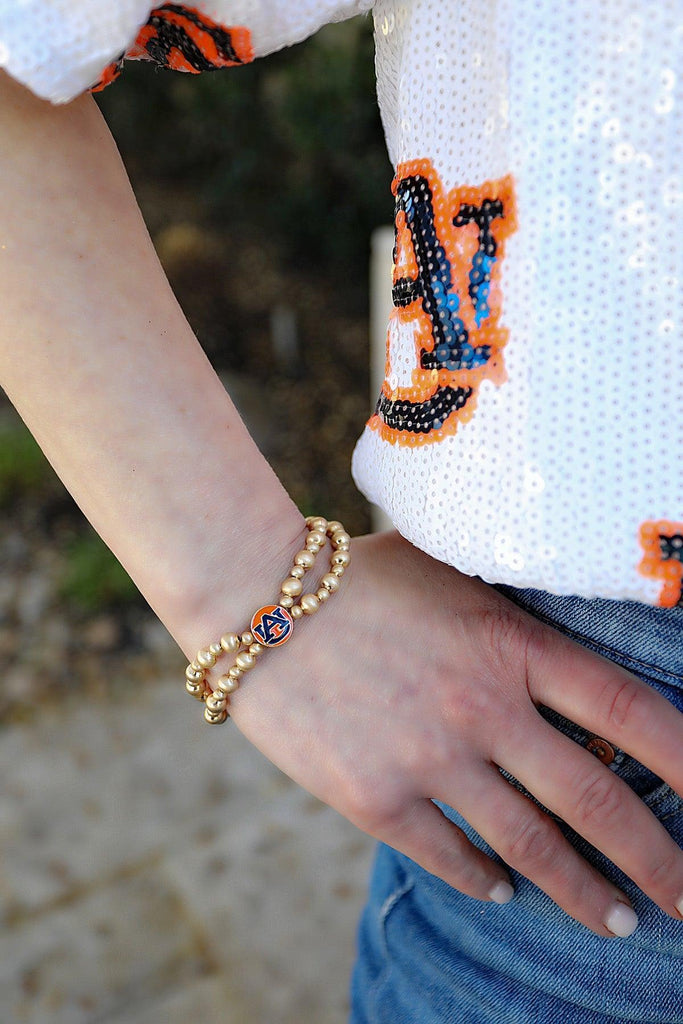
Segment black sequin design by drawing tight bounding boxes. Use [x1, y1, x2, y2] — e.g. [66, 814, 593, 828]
[375, 386, 473, 434]
[144, 4, 249, 71]
[375, 165, 512, 441]
[660, 533, 683, 606]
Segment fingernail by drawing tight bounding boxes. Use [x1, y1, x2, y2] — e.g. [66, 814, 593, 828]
[488, 880, 514, 904]
[675, 895, 683, 917]
[604, 901, 638, 938]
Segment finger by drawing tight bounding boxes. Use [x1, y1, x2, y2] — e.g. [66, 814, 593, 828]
[434, 764, 639, 937]
[377, 798, 515, 904]
[528, 626, 683, 797]
[494, 717, 683, 920]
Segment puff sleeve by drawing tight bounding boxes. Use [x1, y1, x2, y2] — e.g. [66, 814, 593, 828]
[0, 0, 375, 104]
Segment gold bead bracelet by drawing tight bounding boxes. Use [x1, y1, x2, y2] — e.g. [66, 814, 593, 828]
[184, 516, 351, 724]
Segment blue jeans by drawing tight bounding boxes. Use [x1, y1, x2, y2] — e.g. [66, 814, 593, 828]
[350, 589, 683, 1023]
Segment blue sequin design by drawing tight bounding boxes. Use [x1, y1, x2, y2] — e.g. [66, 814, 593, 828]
[393, 175, 491, 372]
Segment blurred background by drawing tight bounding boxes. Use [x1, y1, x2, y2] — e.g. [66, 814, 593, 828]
[1, 16, 392, 1023]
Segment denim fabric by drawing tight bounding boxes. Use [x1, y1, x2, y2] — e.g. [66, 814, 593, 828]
[350, 590, 683, 1023]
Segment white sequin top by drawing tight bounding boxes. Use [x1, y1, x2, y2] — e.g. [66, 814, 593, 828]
[3, 0, 683, 607]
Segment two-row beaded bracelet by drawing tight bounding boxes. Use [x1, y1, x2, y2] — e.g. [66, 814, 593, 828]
[184, 517, 351, 724]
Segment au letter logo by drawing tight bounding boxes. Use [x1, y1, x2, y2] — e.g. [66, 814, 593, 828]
[369, 159, 517, 446]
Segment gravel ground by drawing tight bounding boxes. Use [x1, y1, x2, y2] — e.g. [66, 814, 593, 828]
[0, 674, 375, 1023]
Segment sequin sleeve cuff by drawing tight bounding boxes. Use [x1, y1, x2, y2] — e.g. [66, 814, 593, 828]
[0, 0, 375, 104]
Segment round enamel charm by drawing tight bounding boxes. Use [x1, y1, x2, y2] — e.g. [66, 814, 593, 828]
[250, 605, 294, 647]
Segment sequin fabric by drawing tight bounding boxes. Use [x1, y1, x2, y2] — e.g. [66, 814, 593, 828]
[354, 0, 683, 606]
[2, 0, 682, 605]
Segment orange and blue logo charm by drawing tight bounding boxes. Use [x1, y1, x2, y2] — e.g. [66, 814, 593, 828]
[251, 605, 294, 647]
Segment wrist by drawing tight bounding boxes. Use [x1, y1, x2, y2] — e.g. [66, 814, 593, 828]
[169, 490, 308, 664]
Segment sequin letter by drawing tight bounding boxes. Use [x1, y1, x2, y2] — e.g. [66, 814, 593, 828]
[251, 605, 294, 647]
[369, 160, 517, 446]
[639, 521, 683, 607]
[90, 4, 254, 92]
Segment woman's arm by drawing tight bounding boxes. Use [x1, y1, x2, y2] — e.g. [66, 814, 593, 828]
[0, 71, 305, 642]
[4, 71, 683, 939]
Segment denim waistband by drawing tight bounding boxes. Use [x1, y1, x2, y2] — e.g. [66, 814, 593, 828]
[497, 587, 683, 691]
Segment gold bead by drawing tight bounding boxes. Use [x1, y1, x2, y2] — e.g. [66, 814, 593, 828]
[191, 661, 203, 673]
[249, 642, 264, 656]
[294, 549, 316, 568]
[204, 707, 228, 725]
[217, 674, 239, 694]
[186, 665, 204, 681]
[332, 550, 351, 567]
[307, 516, 328, 532]
[316, 588, 330, 602]
[332, 565, 345, 577]
[291, 605, 303, 619]
[220, 632, 240, 653]
[321, 573, 340, 592]
[281, 577, 303, 597]
[209, 641, 223, 657]
[228, 665, 242, 679]
[241, 632, 254, 646]
[206, 694, 227, 713]
[186, 679, 203, 696]
[279, 595, 294, 609]
[305, 540, 322, 554]
[235, 651, 255, 671]
[306, 530, 326, 547]
[300, 593, 320, 615]
[332, 530, 351, 549]
[326, 520, 343, 534]
[290, 565, 306, 580]
[197, 649, 216, 668]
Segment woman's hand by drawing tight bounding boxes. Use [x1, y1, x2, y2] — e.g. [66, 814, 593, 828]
[220, 531, 683, 938]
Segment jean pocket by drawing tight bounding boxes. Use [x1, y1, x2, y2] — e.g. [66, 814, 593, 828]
[377, 859, 415, 959]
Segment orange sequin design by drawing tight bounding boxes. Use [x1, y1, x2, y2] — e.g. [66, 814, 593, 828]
[639, 520, 683, 607]
[90, 3, 253, 92]
[368, 160, 517, 447]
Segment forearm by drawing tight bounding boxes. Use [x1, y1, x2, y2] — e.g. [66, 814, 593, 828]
[0, 72, 305, 656]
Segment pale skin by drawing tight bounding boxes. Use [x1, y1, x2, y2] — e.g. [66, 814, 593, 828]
[2, 70, 683, 940]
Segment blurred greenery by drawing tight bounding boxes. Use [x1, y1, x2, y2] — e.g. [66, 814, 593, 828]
[57, 531, 139, 612]
[96, 17, 391, 327]
[0, 417, 140, 611]
[0, 423, 54, 508]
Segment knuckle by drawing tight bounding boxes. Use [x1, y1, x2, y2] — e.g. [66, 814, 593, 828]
[573, 771, 624, 831]
[599, 677, 643, 736]
[641, 848, 681, 895]
[428, 840, 480, 889]
[340, 779, 404, 835]
[502, 813, 557, 870]
[477, 602, 540, 689]
[440, 681, 495, 734]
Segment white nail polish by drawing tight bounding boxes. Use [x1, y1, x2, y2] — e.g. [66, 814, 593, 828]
[488, 880, 514, 904]
[604, 902, 638, 938]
